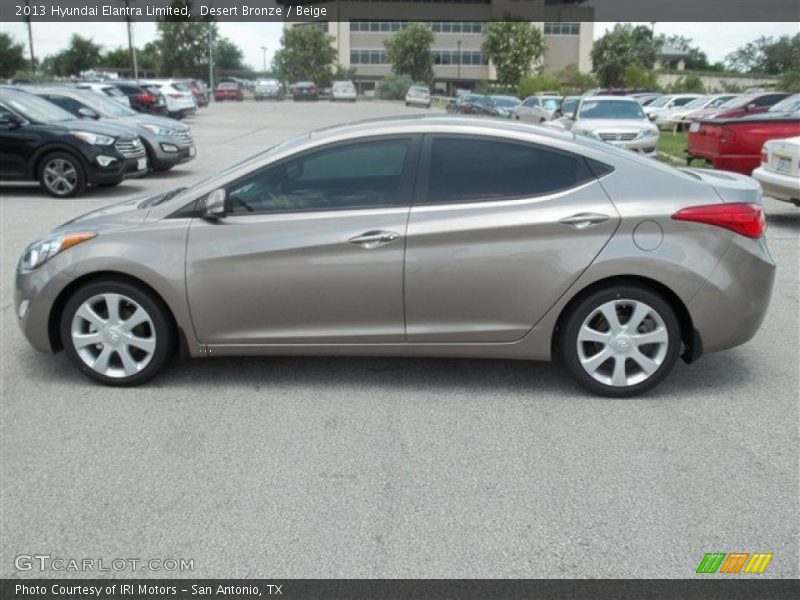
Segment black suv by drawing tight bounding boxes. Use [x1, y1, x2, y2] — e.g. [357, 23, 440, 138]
[0, 88, 148, 197]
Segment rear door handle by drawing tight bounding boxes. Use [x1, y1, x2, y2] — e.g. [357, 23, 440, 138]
[348, 230, 400, 249]
[559, 213, 610, 229]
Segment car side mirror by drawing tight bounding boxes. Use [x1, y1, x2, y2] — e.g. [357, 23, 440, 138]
[203, 188, 227, 219]
[0, 113, 23, 127]
[78, 107, 99, 119]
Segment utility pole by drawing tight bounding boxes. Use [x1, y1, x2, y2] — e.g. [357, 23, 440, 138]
[261, 45, 268, 74]
[208, 24, 214, 89]
[457, 39, 462, 91]
[125, 1, 139, 79]
[24, 0, 36, 73]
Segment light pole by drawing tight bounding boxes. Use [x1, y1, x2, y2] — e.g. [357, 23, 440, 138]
[207, 24, 214, 90]
[457, 39, 462, 93]
[125, 1, 139, 79]
[261, 45, 268, 74]
[24, 0, 36, 73]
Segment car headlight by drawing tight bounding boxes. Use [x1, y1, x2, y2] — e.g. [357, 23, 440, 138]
[639, 128, 659, 139]
[20, 232, 96, 271]
[141, 124, 177, 136]
[576, 128, 601, 140]
[71, 131, 115, 146]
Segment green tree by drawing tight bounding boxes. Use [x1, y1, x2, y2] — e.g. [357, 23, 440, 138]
[658, 34, 711, 71]
[214, 38, 245, 72]
[49, 34, 103, 76]
[333, 64, 358, 82]
[482, 21, 546, 87]
[623, 65, 660, 90]
[273, 26, 337, 85]
[669, 74, 705, 93]
[517, 73, 561, 97]
[137, 41, 162, 72]
[377, 73, 415, 100]
[102, 47, 131, 69]
[780, 70, 800, 93]
[725, 34, 800, 74]
[591, 24, 659, 87]
[0, 33, 27, 79]
[553, 64, 597, 93]
[384, 22, 434, 83]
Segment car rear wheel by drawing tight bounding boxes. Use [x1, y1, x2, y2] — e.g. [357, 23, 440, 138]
[38, 152, 86, 198]
[559, 285, 681, 397]
[60, 280, 174, 386]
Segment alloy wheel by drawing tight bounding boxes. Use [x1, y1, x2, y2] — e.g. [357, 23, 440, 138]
[42, 158, 78, 195]
[576, 299, 670, 387]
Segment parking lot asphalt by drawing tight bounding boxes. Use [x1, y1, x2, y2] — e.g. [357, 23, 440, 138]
[1, 100, 798, 578]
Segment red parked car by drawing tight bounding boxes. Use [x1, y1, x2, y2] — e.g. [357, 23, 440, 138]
[687, 92, 789, 122]
[214, 82, 243, 102]
[687, 98, 800, 174]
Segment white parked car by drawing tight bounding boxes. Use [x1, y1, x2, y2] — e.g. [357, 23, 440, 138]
[405, 85, 431, 108]
[753, 136, 800, 206]
[568, 96, 660, 156]
[514, 95, 562, 123]
[644, 94, 704, 121]
[140, 80, 197, 120]
[332, 80, 357, 102]
[654, 94, 738, 131]
[74, 82, 131, 107]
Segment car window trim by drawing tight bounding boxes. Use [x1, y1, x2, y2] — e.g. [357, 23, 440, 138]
[413, 133, 602, 207]
[0, 102, 30, 126]
[211, 133, 424, 218]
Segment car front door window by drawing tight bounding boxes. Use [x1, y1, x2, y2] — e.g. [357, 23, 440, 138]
[226, 139, 412, 215]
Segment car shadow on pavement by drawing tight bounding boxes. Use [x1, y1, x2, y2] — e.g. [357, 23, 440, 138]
[18, 347, 753, 400]
[767, 212, 800, 231]
[0, 183, 148, 199]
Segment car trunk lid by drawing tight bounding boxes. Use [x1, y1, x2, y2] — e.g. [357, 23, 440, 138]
[679, 167, 763, 204]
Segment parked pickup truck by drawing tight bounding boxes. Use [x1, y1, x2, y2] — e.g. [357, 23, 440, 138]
[687, 112, 800, 174]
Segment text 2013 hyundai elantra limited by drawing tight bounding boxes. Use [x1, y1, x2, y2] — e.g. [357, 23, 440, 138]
[15, 117, 775, 396]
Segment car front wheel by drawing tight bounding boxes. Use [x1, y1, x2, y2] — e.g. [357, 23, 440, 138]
[38, 152, 86, 198]
[559, 285, 681, 397]
[60, 280, 174, 386]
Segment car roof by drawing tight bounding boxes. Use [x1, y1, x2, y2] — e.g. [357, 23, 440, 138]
[307, 115, 576, 144]
[580, 96, 640, 103]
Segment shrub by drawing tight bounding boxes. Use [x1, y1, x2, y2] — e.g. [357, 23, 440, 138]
[376, 73, 415, 100]
[517, 74, 562, 98]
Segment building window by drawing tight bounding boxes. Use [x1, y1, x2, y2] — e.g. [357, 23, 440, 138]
[351, 21, 484, 34]
[543, 22, 580, 36]
[433, 50, 488, 66]
[295, 22, 328, 33]
[350, 49, 389, 65]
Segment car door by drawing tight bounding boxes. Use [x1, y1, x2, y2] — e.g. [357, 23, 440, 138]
[0, 104, 36, 179]
[404, 134, 619, 343]
[518, 97, 540, 122]
[186, 135, 422, 345]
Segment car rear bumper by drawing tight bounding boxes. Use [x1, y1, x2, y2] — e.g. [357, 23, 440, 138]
[688, 234, 775, 354]
[689, 151, 759, 175]
[752, 166, 800, 203]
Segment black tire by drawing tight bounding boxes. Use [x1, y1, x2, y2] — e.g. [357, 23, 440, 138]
[558, 284, 681, 397]
[60, 280, 175, 386]
[38, 151, 87, 198]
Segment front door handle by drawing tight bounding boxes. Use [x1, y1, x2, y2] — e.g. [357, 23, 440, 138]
[559, 213, 610, 229]
[348, 230, 400, 249]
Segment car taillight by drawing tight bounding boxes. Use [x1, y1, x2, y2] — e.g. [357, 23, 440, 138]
[760, 149, 769, 164]
[137, 93, 155, 103]
[720, 127, 736, 145]
[169, 93, 182, 99]
[672, 203, 765, 239]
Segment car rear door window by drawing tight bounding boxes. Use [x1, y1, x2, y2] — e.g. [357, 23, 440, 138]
[423, 136, 594, 204]
[226, 138, 414, 215]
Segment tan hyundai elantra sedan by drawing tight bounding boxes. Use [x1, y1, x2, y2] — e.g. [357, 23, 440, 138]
[15, 117, 775, 396]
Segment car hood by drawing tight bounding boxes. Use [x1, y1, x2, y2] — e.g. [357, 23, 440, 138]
[54, 197, 150, 233]
[574, 118, 651, 132]
[117, 114, 189, 131]
[55, 118, 139, 139]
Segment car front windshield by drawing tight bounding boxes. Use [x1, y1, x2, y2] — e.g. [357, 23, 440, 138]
[75, 91, 139, 117]
[579, 100, 646, 120]
[648, 96, 672, 108]
[4, 93, 75, 122]
[770, 95, 800, 113]
[718, 94, 756, 109]
[492, 97, 520, 107]
[562, 98, 579, 114]
[683, 96, 711, 109]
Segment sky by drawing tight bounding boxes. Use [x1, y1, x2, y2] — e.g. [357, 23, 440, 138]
[0, 21, 796, 72]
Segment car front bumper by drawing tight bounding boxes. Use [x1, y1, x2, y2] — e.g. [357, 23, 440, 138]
[605, 138, 659, 156]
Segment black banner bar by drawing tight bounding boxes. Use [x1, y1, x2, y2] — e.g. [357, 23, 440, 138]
[1, 0, 799, 23]
[3, 579, 800, 600]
